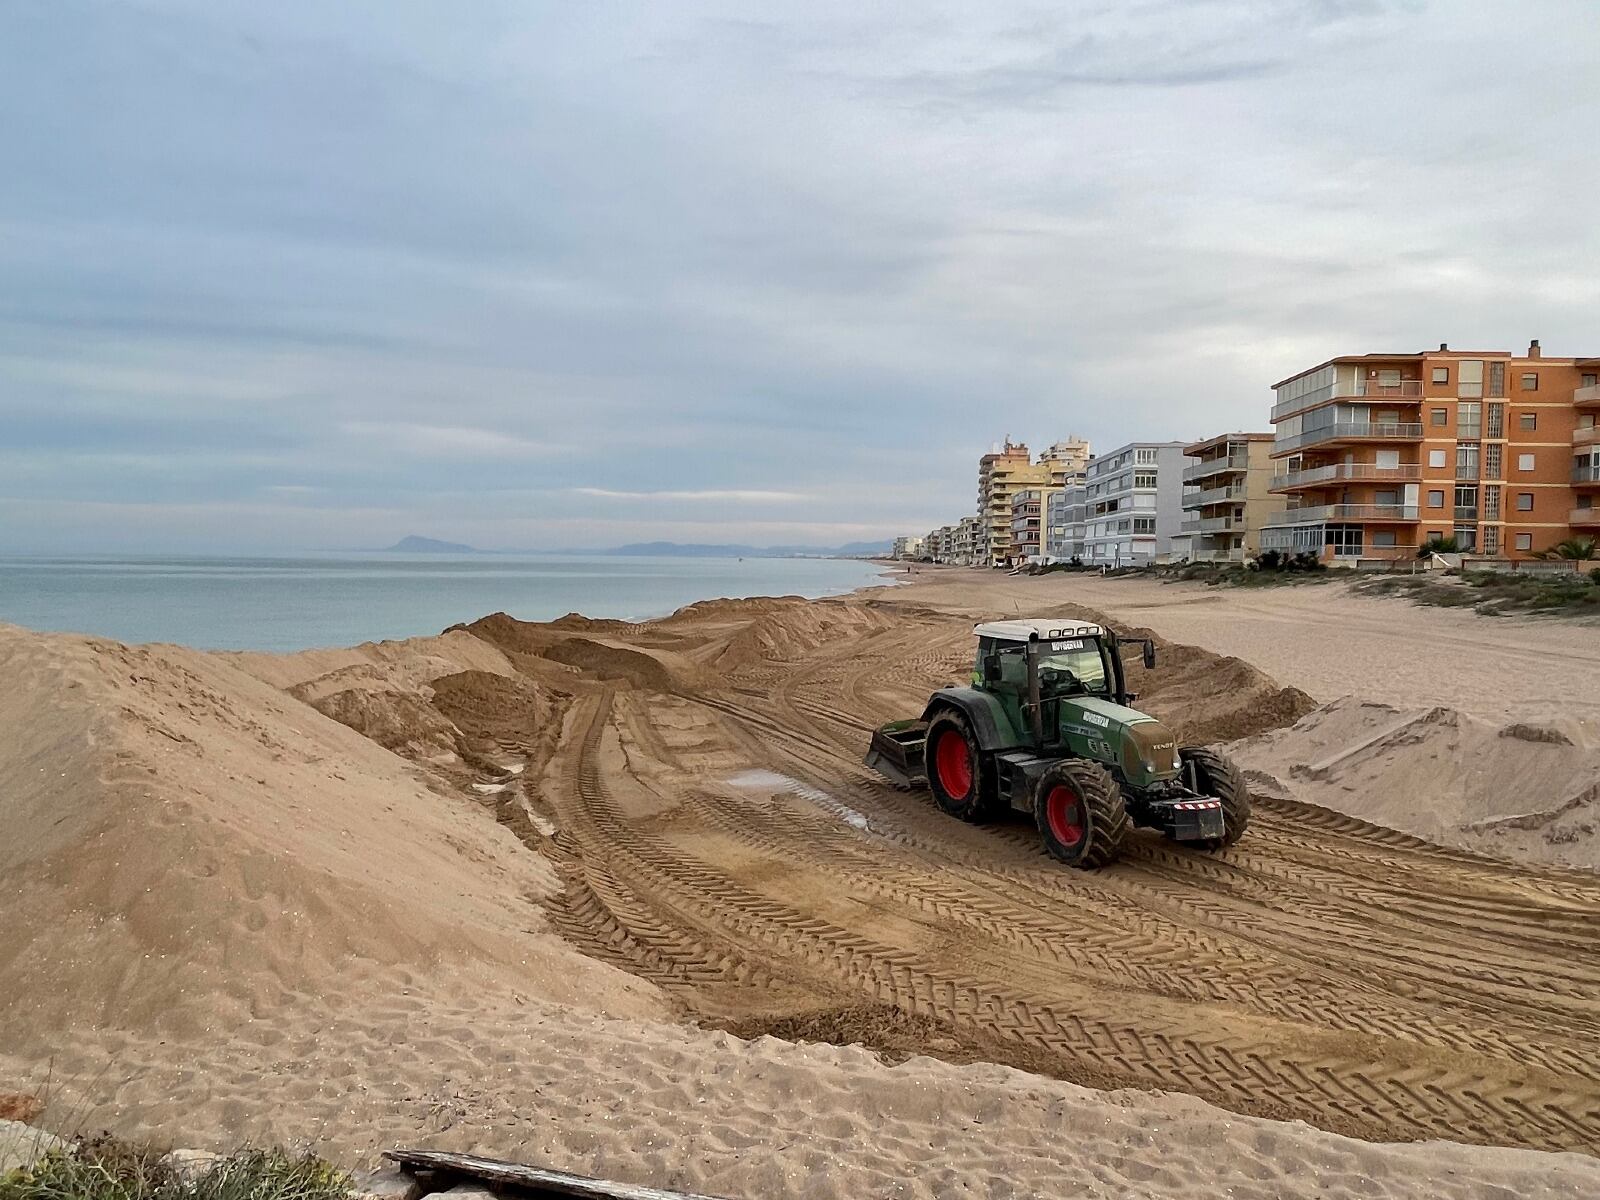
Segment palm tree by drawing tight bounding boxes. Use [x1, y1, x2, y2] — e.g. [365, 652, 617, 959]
[1535, 536, 1597, 561]
[1417, 535, 1459, 559]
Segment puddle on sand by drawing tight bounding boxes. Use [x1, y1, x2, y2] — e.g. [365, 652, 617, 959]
[726, 769, 871, 832]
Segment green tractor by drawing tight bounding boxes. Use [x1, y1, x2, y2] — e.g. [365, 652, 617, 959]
[864, 619, 1249, 867]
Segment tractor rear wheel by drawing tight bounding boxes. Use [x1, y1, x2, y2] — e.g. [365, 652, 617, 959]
[1034, 760, 1129, 868]
[925, 708, 997, 823]
[1180, 746, 1250, 849]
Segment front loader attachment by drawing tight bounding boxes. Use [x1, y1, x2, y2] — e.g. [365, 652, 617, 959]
[864, 719, 928, 789]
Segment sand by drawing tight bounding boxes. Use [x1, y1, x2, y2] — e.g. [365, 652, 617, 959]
[3, 576, 1600, 1199]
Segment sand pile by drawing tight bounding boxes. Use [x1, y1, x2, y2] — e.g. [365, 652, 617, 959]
[0, 624, 658, 1054]
[1119, 630, 1318, 745]
[1230, 698, 1600, 870]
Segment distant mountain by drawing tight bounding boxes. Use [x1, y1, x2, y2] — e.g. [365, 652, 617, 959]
[607, 540, 892, 559]
[383, 535, 479, 553]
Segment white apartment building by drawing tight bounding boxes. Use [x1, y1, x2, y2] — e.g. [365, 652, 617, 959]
[1081, 442, 1193, 565]
[1043, 477, 1088, 560]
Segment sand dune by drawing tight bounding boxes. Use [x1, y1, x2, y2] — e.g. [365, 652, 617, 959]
[1230, 698, 1600, 870]
[3, 585, 1599, 1198]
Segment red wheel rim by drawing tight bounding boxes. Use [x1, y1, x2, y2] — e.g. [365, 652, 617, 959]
[1045, 785, 1085, 847]
[934, 729, 972, 800]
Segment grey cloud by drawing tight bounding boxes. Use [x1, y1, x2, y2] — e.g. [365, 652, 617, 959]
[1, 0, 1597, 552]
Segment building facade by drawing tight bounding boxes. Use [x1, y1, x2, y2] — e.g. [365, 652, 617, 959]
[1180, 433, 1283, 561]
[1267, 343, 1599, 563]
[1044, 481, 1088, 560]
[1039, 437, 1092, 487]
[1009, 489, 1047, 562]
[1082, 442, 1192, 566]
[978, 440, 1050, 566]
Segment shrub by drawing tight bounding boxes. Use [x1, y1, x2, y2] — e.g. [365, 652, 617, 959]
[1417, 535, 1459, 559]
[0, 1143, 350, 1200]
[1535, 536, 1597, 561]
[1591, 566, 1600, 586]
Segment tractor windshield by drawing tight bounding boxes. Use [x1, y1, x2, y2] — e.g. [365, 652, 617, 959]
[1036, 639, 1111, 697]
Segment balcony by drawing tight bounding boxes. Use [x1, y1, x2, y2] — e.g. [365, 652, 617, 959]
[1454, 506, 1479, 522]
[1269, 462, 1421, 492]
[1572, 508, 1600, 526]
[1186, 483, 1246, 508]
[1575, 462, 1600, 487]
[1181, 515, 1241, 534]
[1265, 504, 1419, 527]
[1574, 426, 1600, 448]
[1576, 384, 1600, 408]
[1181, 453, 1249, 483]
[1273, 422, 1423, 455]
[1270, 378, 1424, 422]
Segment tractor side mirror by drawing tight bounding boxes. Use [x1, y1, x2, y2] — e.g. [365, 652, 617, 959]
[1142, 641, 1156, 670]
[982, 656, 1002, 684]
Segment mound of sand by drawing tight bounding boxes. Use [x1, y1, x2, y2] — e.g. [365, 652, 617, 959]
[290, 681, 466, 763]
[0, 624, 659, 1053]
[1230, 698, 1600, 869]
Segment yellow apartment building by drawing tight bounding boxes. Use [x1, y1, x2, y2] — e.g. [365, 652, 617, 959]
[1180, 433, 1283, 561]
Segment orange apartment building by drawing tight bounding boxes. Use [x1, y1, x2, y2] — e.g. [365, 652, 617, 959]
[1266, 342, 1600, 564]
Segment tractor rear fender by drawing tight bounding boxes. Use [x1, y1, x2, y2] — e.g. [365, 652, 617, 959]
[920, 687, 1025, 752]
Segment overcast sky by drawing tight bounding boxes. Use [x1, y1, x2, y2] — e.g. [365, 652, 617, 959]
[3, 1, 1597, 552]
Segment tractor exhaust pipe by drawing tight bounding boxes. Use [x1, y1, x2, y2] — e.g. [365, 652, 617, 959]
[1027, 642, 1045, 748]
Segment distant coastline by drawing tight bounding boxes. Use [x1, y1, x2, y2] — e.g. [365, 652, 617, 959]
[374, 534, 893, 559]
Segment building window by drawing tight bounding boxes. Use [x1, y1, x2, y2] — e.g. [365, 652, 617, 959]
[1485, 443, 1502, 478]
[1430, 408, 1448, 426]
[1515, 533, 1533, 551]
[1326, 525, 1364, 557]
[1519, 412, 1537, 431]
[1431, 367, 1449, 385]
[1488, 361, 1506, 397]
[1456, 443, 1479, 479]
[1584, 373, 1598, 388]
[1457, 402, 1481, 439]
[1372, 531, 1397, 547]
[1133, 517, 1155, 533]
[1135, 448, 1158, 464]
[1521, 372, 1539, 391]
[1482, 526, 1500, 555]
[1429, 449, 1447, 468]
[1454, 527, 1477, 552]
[1487, 403, 1505, 438]
[1484, 485, 1501, 520]
[1427, 490, 1445, 509]
[1516, 493, 1534, 512]
[1133, 471, 1158, 489]
[1517, 453, 1535, 472]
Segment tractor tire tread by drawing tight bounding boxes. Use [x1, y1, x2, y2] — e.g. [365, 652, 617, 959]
[1181, 745, 1251, 849]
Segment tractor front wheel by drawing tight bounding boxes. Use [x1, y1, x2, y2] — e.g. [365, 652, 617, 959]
[1034, 760, 1129, 868]
[925, 708, 997, 823]
[1180, 746, 1251, 849]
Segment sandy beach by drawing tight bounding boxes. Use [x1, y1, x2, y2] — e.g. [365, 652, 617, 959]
[3, 568, 1599, 1198]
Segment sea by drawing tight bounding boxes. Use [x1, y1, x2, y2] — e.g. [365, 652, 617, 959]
[0, 553, 894, 653]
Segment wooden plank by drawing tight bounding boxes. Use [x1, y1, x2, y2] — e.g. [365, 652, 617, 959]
[383, 1150, 728, 1200]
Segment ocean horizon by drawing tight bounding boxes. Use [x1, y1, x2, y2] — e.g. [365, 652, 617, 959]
[0, 552, 895, 653]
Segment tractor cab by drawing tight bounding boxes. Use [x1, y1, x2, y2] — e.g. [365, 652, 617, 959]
[970, 619, 1154, 751]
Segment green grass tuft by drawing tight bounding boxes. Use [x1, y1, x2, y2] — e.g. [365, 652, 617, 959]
[1, 1142, 350, 1200]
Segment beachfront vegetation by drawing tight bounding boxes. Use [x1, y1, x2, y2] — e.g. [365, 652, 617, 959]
[1535, 536, 1597, 561]
[1417, 535, 1460, 558]
[0, 1140, 350, 1200]
[1357, 567, 1600, 616]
